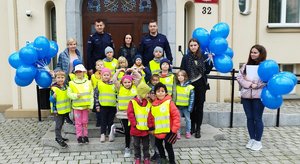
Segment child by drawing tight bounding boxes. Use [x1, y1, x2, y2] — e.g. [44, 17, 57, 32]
[117, 56, 128, 81]
[69, 59, 88, 82]
[94, 68, 117, 142]
[175, 70, 195, 139]
[91, 59, 105, 127]
[127, 82, 152, 164]
[49, 70, 71, 148]
[148, 82, 180, 164]
[112, 68, 141, 157]
[132, 55, 151, 83]
[67, 64, 93, 144]
[159, 58, 176, 96]
[103, 46, 118, 75]
[149, 46, 164, 75]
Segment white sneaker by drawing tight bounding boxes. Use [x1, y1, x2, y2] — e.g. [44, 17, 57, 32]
[250, 140, 262, 151]
[109, 124, 116, 142]
[100, 134, 105, 143]
[246, 139, 255, 149]
[124, 147, 131, 158]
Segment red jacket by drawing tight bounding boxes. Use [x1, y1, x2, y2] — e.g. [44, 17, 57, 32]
[127, 97, 151, 136]
[147, 95, 180, 139]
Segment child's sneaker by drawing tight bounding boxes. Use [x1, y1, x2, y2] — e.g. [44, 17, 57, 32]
[77, 136, 84, 144]
[150, 152, 160, 161]
[83, 136, 89, 144]
[62, 138, 69, 142]
[109, 124, 116, 142]
[55, 138, 68, 148]
[250, 140, 262, 151]
[177, 132, 181, 140]
[246, 139, 255, 149]
[144, 158, 150, 164]
[134, 158, 141, 164]
[100, 134, 105, 142]
[124, 147, 131, 157]
[185, 132, 191, 139]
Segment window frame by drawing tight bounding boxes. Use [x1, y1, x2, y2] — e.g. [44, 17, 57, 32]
[268, 0, 300, 28]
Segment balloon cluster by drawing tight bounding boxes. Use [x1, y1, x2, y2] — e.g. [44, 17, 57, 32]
[258, 60, 297, 109]
[192, 22, 233, 73]
[8, 36, 58, 88]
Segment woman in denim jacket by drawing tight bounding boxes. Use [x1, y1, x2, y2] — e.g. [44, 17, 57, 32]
[237, 44, 267, 151]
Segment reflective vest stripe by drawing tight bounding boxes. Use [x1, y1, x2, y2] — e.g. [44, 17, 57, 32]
[149, 60, 161, 75]
[159, 74, 174, 95]
[151, 100, 171, 134]
[132, 99, 151, 130]
[176, 85, 194, 106]
[98, 80, 117, 106]
[50, 87, 71, 114]
[118, 86, 137, 111]
[56, 99, 70, 105]
[118, 96, 135, 100]
[69, 80, 92, 108]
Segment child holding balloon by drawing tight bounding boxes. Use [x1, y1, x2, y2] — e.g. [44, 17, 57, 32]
[236, 44, 267, 151]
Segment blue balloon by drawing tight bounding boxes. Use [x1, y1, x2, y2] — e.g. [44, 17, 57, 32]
[35, 70, 52, 88]
[19, 46, 38, 65]
[261, 87, 283, 109]
[192, 28, 210, 50]
[210, 22, 230, 39]
[209, 37, 228, 55]
[14, 75, 33, 87]
[268, 74, 295, 96]
[258, 60, 279, 82]
[44, 57, 52, 65]
[278, 71, 298, 86]
[34, 36, 50, 59]
[213, 54, 233, 73]
[8, 52, 24, 69]
[16, 65, 37, 81]
[224, 47, 234, 58]
[48, 41, 59, 58]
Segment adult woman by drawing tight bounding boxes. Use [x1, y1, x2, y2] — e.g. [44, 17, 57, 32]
[237, 44, 266, 151]
[55, 38, 82, 81]
[119, 34, 138, 67]
[180, 38, 213, 138]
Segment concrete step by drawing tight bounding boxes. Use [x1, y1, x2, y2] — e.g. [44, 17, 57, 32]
[41, 123, 225, 152]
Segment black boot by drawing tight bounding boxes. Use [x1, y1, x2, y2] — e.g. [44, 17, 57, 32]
[195, 125, 201, 138]
[191, 122, 195, 135]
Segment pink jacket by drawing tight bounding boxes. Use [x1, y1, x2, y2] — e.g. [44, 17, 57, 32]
[236, 64, 265, 99]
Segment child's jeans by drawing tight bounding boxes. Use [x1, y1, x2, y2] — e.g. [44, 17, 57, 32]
[178, 106, 191, 133]
[133, 135, 150, 159]
[74, 109, 89, 138]
[54, 114, 65, 140]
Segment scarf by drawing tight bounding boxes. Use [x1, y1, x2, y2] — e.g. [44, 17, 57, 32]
[186, 53, 206, 82]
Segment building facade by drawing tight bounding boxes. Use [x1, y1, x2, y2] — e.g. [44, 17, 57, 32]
[1, 0, 300, 116]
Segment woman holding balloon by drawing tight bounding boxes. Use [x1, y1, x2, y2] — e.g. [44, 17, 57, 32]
[237, 44, 267, 151]
[180, 38, 213, 138]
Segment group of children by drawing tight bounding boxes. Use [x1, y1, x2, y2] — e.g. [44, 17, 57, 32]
[50, 46, 195, 164]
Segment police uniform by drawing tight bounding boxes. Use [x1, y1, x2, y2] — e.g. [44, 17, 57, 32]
[87, 32, 114, 71]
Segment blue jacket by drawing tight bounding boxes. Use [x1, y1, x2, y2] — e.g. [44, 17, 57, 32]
[55, 48, 81, 75]
[87, 32, 114, 70]
[139, 33, 173, 66]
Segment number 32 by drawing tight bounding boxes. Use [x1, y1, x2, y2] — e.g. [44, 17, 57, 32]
[202, 7, 212, 14]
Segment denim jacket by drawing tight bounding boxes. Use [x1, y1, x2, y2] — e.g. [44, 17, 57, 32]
[55, 48, 81, 74]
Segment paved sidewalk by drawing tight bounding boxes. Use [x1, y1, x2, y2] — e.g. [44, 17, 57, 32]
[1, 118, 300, 163]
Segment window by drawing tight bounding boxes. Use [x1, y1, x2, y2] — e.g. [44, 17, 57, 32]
[268, 0, 300, 28]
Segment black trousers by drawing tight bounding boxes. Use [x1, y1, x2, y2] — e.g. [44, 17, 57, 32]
[133, 135, 150, 159]
[191, 78, 206, 131]
[116, 119, 131, 148]
[54, 113, 66, 140]
[100, 106, 116, 134]
[155, 138, 175, 164]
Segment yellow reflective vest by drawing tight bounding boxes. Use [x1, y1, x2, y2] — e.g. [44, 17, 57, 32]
[103, 58, 118, 75]
[98, 80, 117, 107]
[132, 99, 151, 130]
[91, 72, 101, 88]
[176, 85, 194, 106]
[151, 100, 171, 134]
[117, 71, 125, 81]
[159, 74, 174, 95]
[50, 86, 71, 114]
[118, 85, 137, 111]
[69, 80, 93, 108]
[149, 60, 161, 75]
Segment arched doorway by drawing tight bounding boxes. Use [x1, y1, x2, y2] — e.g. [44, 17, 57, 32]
[82, 0, 157, 63]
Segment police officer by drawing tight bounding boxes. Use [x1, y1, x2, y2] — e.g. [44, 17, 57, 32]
[87, 19, 114, 75]
[139, 20, 173, 67]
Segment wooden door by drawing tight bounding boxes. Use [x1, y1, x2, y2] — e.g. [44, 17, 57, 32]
[82, 0, 157, 64]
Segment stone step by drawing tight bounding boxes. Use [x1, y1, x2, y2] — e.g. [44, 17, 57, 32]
[41, 123, 225, 152]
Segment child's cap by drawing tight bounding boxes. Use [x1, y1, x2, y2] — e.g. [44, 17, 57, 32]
[73, 59, 82, 67]
[153, 46, 163, 54]
[133, 55, 142, 62]
[121, 75, 133, 83]
[105, 46, 114, 54]
[74, 64, 86, 72]
[160, 58, 171, 69]
[137, 82, 151, 98]
[101, 68, 111, 75]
